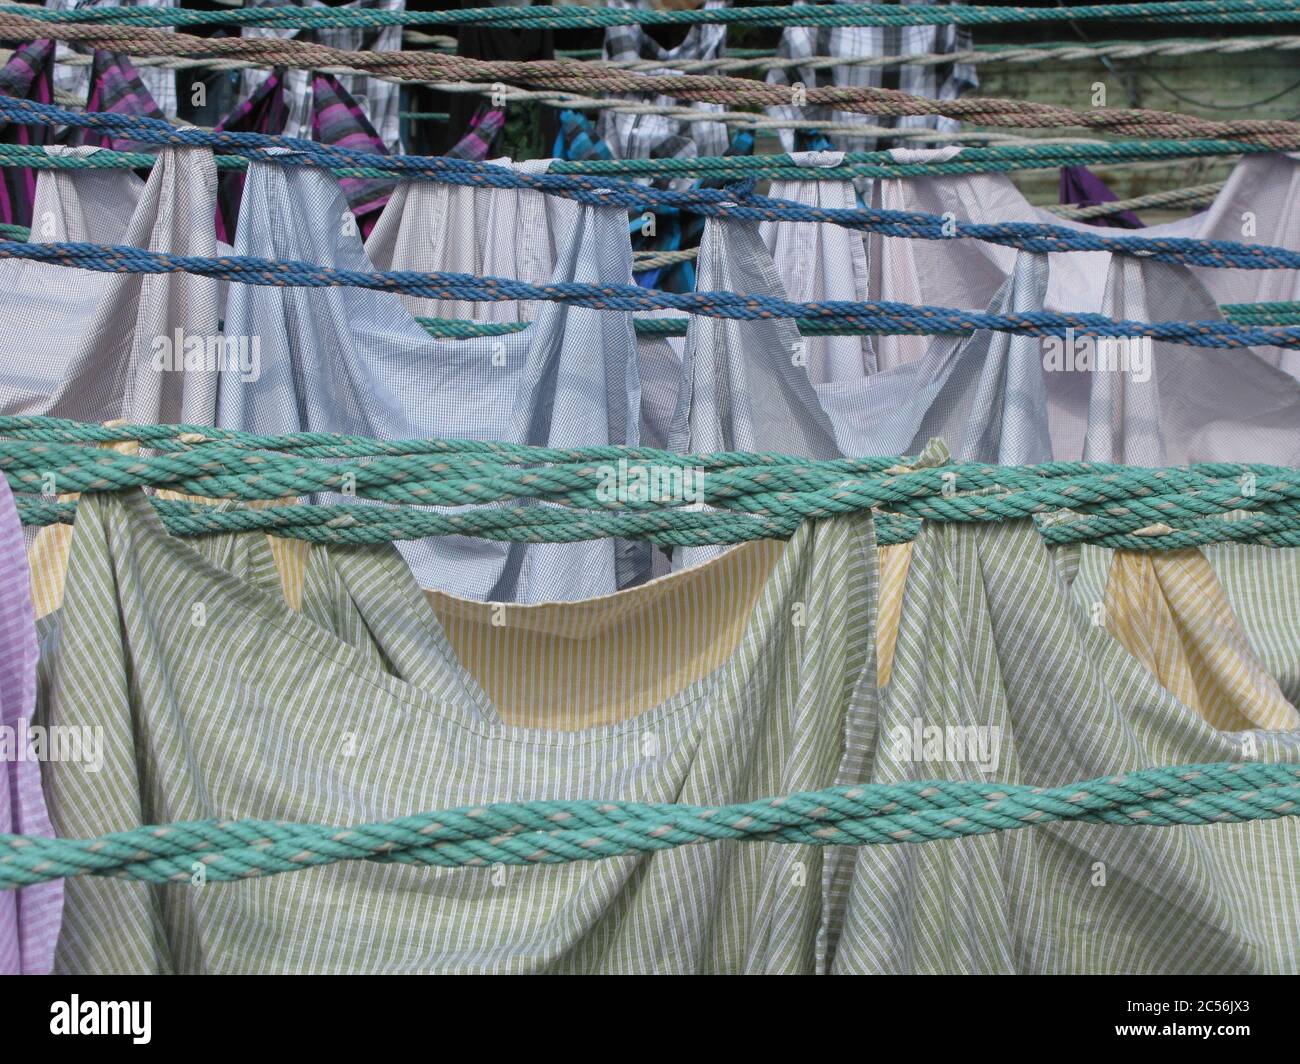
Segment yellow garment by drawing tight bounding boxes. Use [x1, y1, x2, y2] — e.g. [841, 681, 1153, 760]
[1103, 549, 1299, 731]
[28, 426, 307, 618]
[427, 538, 784, 728]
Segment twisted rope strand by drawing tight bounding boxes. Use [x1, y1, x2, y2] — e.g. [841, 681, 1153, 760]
[1, 763, 1295, 888]
[2, 238, 1297, 348]
[3, 13, 1300, 147]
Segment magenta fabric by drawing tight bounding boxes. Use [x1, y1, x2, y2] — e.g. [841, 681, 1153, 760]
[0, 475, 61, 974]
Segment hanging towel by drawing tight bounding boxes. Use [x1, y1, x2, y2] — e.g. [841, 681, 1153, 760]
[218, 158, 646, 601]
[0, 146, 221, 425]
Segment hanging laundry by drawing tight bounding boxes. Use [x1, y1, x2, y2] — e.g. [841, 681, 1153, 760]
[44, 0, 177, 119]
[218, 159, 647, 601]
[214, 70, 394, 243]
[0, 39, 55, 228]
[598, 0, 731, 163]
[65, 50, 166, 155]
[365, 159, 558, 322]
[763, 0, 978, 158]
[1059, 165, 1144, 229]
[35, 490, 1300, 972]
[760, 152, 875, 384]
[876, 148, 1300, 379]
[442, 101, 507, 161]
[309, 72, 397, 233]
[0, 476, 60, 975]
[405, 0, 555, 159]
[236, 0, 405, 152]
[0, 146, 221, 424]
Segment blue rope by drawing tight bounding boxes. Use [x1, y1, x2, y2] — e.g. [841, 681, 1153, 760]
[2, 97, 1299, 272]
[5, 238, 1299, 348]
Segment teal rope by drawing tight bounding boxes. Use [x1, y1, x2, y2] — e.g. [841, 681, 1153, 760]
[6, 2, 1300, 29]
[2, 417, 1299, 549]
[1, 763, 1295, 888]
[1222, 300, 1300, 326]
[0, 139, 1266, 183]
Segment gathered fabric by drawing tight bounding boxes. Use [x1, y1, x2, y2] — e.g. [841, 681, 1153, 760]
[0, 145, 221, 426]
[217, 157, 647, 602]
[28, 486, 1300, 973]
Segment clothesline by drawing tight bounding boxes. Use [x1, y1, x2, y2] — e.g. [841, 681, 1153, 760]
[2, 237, 1297, 349]
[3, 417, 1299, 550]
[0, 97, 1292, 272]
[0, 137, 1260, 184]
[1, 12, 1297, 145]
[3, 763, 1297, 889]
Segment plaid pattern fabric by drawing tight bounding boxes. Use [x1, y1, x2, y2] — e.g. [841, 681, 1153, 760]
[67, 50, 166, 154]
[764, 0, 978, 156]
[597, 0, 730, 163]
[444, 102, 507, 161]
[309, 72, 396, 234]
[45, 0, 178, 119]
[239, 0, 404, 152]
[214, 71, 395, 243]
[34, 487, 1300, 973]
[553, 108, 613, 162]
[0, 39, 55, 228]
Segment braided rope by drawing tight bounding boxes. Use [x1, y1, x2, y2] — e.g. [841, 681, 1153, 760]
[2, 237, 1297, 347]
[1, 763, 1296, 888]
[6, 1, 1300, 29]
[0, 136, 1262, 184]
[3, 14, 1300, 147]
[3, 419, 1298, 548]
[1222, 300, 1300, 325]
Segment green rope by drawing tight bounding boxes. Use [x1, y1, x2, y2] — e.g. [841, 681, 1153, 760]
[0, 139, 1266, 183]
[1221, 300, 1300, 326]
[6, 1, 1300, 30]
[1, 417, 1298, 549]
[1, 762, 1295, 888]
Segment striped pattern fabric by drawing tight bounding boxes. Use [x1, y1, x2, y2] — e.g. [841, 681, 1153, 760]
[237, 0, 404, 152]
[34, 491, 1300, 972]
[0, 39, 54, 228]
[0, 475, 60, 974]
[444, 102, 507, 162]
[68, 50, 166, 154]
[46, 0, 178, 121]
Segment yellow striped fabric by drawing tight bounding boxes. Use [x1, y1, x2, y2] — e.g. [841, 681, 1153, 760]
[426, 539, 785, 729]
[875, 542, 913, 688]
[1103, 548, 1299, 731]
[27, 425, 306, 618]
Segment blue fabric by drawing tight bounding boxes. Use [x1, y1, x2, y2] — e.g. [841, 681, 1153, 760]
[217, 157, 647, 601]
